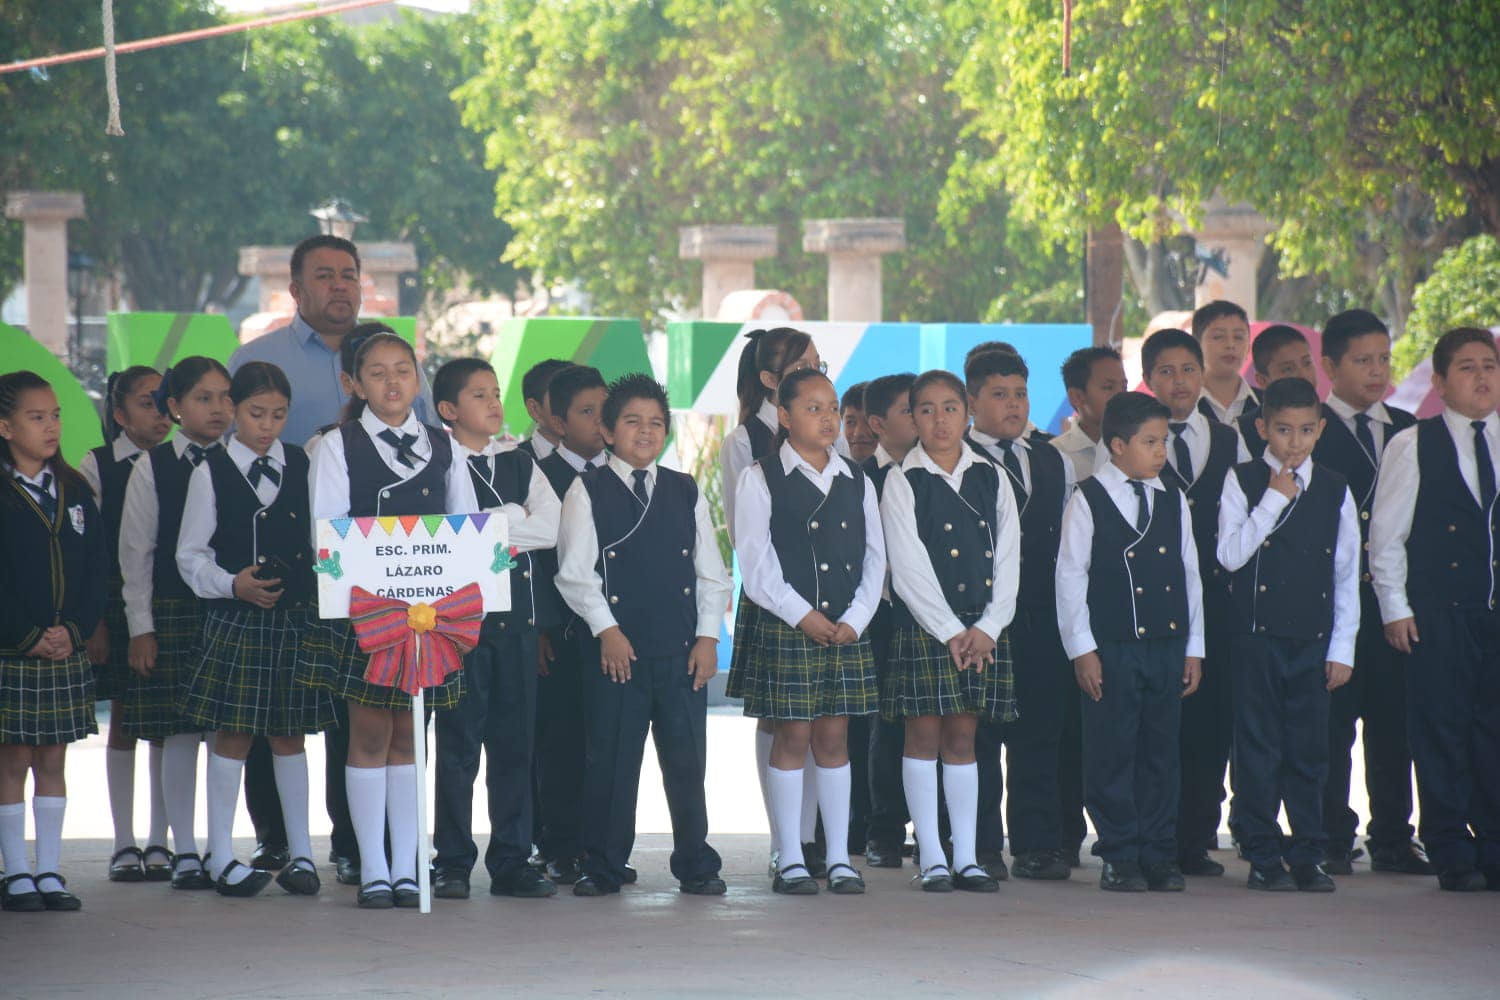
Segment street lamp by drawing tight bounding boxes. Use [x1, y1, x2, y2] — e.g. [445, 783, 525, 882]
[310, 198, 367, 241]
[66, 250, 95, 368]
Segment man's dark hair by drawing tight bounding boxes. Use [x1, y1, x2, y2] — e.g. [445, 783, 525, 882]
[1142, 328, 1203, 375]
[1190, 299, 1248, 339]
[1250, 324, 1309, 377]
[863, 373, 916, 420]
[521, 358, 572, 404]
[1061, 346, 1122, 392]
[966, 350, 1028, 396]
[840, 381, 867, 413]
[432, 358, 496, 427]
[1260, 376, 1321, 417]
[290, 234, 360, 282]
[1102, 391, 1170, 449]
[547, 364, 607, 418]
[602, 373, 670, 432]
[1433, 327, 1499, 378]
[1321, 309, 1389, 364]
[963, 340, 1019, 366]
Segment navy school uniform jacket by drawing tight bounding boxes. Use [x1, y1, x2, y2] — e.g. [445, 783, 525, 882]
[341, 420, 452, 518]
[1402, 417, 1500, 615]
[1159, 420, 1239, 603]
[1311, 402, 1417, 594]
[965, 432, 1068, 615]
[889, 457, 1001, 630]
[1077, 476, 1190, 642]
[761, 449, 869, 622]
[0, 471, 107, 656]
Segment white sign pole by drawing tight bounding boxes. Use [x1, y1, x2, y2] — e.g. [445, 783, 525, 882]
[412, 669, 430, 914]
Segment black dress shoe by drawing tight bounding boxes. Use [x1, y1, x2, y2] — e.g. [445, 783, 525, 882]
[1247, 863, 1297, 891]
[141, 845, 173, 882]
[1066, 847, 1083, 868]
[953, 864, 999, 893]
[1437, 867, 1487, 892]
[170, 854, 214, 891]
[1100, 861, 1148, 892]
[978, 852, 1010, 881]
[545, 857, 582, 885]
[491, 866, 557, 898]
[392, 878, 421, 908]
[108, 846, 144, 883]
[679, 875, 727, 895]
[572, 874, 619, 896]
[335, 856, 361, 886]
[357, 879, 394, 908]
[917, 865, 954, 893]
[1144, 860, 1186, 892]
[34, 873, 82, 911]
[275, 859, 321, 895]
[1012, 851, 1071, 880]
[433, 869, 471, 900]
[801, 842, 828, 879]
[214, 861, 272, 898]
[1369, 842, 1435, 875]
[1291, 863, 1336, 892]
[864, 841, 903, 869]
[772, 864, 819, 895]
[1177, 851, 1225, 877]
[621, 864, 638, 885]
[826, 863, 866, 894]
[1, 873, 43, 912]
[250, 843, 289, 870]
[1322, 847, 1354, 876]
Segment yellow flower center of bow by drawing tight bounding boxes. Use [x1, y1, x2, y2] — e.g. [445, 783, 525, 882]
[407, 603, 437, 634]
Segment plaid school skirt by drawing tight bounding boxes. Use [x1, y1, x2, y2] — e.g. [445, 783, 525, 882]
[93, 580, 132, 702]
[724, 591, 765, 701]
[881, 610, 1017, 723]
[738, 614, 879, 721]
[178, 606, 336, 736]
[120, 596, 203, 740]
[295, 612, 465, 712]
[0, 650, 98, 745]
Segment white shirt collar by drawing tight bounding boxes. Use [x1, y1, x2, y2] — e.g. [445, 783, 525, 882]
[451, 434, 509, 460]
[901, 442, 978, 485]
[778, 439, 849, 481]
[112, 435, 144, 462]
[756, 397, 779, 433]
[527, 432, 557, 460]
[1097, 457, 1164, 494]
[608, 453, 655, 485]
[873, 443, 898, 469]
[172, 433, 220, 458]
[557, 443, 606, 473]
[1172, 408, 1210, 437]
[969, 426, 1029, 452]
[1200, 378, 1257, 416]
[1258, 449, 1315, 486]
[11, 465, 56, 495]
[360, 406, 421, 441]
[227, 436, 285, 472]
[1443, 407, 1500, 439]
[1325, 393, 1391, 426]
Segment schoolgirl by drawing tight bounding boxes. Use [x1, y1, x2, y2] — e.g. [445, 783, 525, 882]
[734, 367, 885, 895]
[175, 362, 336, 897]
[299, 331, 479, 908]
[118, 357, 233, 889]
[0, 371, 106, 912]
[80, 365, 174, 882]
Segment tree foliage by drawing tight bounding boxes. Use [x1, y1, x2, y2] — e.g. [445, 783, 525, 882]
[1393, 235, 1500, 380]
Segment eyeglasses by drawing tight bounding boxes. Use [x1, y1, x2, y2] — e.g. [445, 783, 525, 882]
[786, 360, 829, 374]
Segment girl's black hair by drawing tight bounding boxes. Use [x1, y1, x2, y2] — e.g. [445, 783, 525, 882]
[341, 331, 418, 423]
[341, 321, 395, 377]
[155, 356, 231, 424]
[0, 370, 86, 493]
[910, 369, 969, 412]
[772, 367, 834, 444]
[230, 361, 293, 406]
[104, 365, 160, 440]
[735, 327, 813, 424]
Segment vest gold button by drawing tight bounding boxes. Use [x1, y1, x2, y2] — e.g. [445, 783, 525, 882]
[1188, 498, 1195, 507]
[1321, 592, 1327, 599]
[984, 551, 993, 558]
[381, 490, 390, 498]
[1259, 625, 1267, 632]
[528, 618, 534, 626]
[1317, 632, 1324, 639]
[1136, 587, 1144, 594]
[1165, 585, 1172, 592]
[1137, 627, 1146, 635]
[500, 621, 507, 629]
[1168, 621, 1177, 630]
[681, 549, 690, 557]
[523, 571, 531, 579]
[1258, 585, 1266, 592]
[841, 521, 848, 529]
[1452, 562, 1459, 570]
[979, 519, 986, 526]
[820, 601, 830, 610]
[609, 595, 619, 604]
[607, 551, 616, 558]
[957, 583, 967, 592]
[820, 563, 829, 571]
[950, 548, 959, 558]
[985, 578, 992, 586]
[944, 523, 953, 531]
[289, 511, 297, 518]
[846, 563, 853, 572]
[682, 587, 691, 595]
[422, 488, 430, 496]
[1263, 541, 1271, 548]
[1158, 546, 1167, 554]
[1361, 510, 1369, 521]
[258, 511, 267, 519]
[1449, 524, 1457, 532]
[811, 521, 819, 529]
[1127, 550, 1136, 559]
[1362, 572, 1372, 582]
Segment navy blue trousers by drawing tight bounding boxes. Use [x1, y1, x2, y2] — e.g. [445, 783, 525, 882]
[866, 602, 909, 845]
[1177, 592, 1231, 856]
[999, 608, 1068, 856]
[535, 622, 588, 861]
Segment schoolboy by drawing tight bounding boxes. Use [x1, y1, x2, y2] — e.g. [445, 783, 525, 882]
[1192, 300, 1260, 425]
[517, 358, 571, 462]
[1217, 377, 1359, 892]
[1236, 325, 1318, 459]
[1052, 347, 1128, 480]
[1056, 391, 1204, 892]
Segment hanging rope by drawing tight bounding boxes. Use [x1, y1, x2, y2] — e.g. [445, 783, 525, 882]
[102, 0, 123, 135]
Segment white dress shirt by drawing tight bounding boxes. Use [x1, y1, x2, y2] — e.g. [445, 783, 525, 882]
[879, 443, 1019, 642]
[1199, 378, 1259, 424]
[310, 408, 479, 520]
[526, 432, 558, 461]
[1370, 408, 1500, 624]
[734, 440, 887, 635]
[552, 443, 608, 478]
[79, 434, 145, 508]
[1324, 393, 1394, 464]
[1216, 453, 1361, 665]
[1167, 408, 1251, 486]
[11, 465, 58, 500]
[177, 438, 288, 601]
[1055, 459, 1205, 660]
[968, 426, 1077, 505]
[721, 398, 780, 547]
[555, 455, 731, 640]
[453, 436, 561, 553]
[120, 435, 221, 636]
[1050, 424, 1107, 480]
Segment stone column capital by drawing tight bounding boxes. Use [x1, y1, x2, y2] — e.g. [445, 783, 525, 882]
[801, 218, 906, 256]
[678, 225, 779, 262]
[4, 190, 86, 223]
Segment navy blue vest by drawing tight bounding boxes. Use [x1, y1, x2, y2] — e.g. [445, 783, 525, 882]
[1237, 411, 1267, 460]
[743, 416, 776, 463]
[1197, 387, 1262, 425]
[340, 421, 452, 517]
[1406, 417, 1500, 613]
[967, 435, 1067, 612]
[1159, 420, 1237, 597]
[89, 443, 137, 579]
[584, 465, 699, 657]
[761, 451, 867, 621]
[1311, 402, 1417, 588]
[892, 461, 998, 628]
[468, 448, 548, 629]
[147, 442, 198, 601]
[535, 451, 596, 627]
[1226, 460, 1346, 640]
[1079, 476, 1189, 642]
[205, 445, 313, 609]
[861, 454, 895, 499]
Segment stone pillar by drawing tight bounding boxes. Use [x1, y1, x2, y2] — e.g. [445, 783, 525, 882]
[678, 225, 778, 319]
[4, 191, 86, 357]
[801, 218, 906, 322]
[1184, 196, 1275, 319]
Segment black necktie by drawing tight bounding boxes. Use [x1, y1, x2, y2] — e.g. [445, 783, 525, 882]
[18, 472, 56, 519]
[247, 455, 281, 488]
[471, 453, 493, 481]
[631, 468, 650, 506]
[996, 439, 1027, 506]
[1168, 423, 1193, 482]
[1474, 421, 1496, 510]
[1353, 412, 1379, 465]
[378, 429, 419, 469]
[1130, 479, 1150, 533]
[185, 442, 207, 467]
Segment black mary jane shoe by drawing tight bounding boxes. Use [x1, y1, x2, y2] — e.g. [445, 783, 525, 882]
[214, 860, 272, 898]
[249, 843, 290, 871]
[335, 855, 362, 886]
[392, 878, 421, 908]
[108, 846, 145, 883]
[771, 863, 819, 895]
[170, 854, 214, 891]
[954, 863, 1000, 893]
[141, 845, 173, 882]
[275, 858, 321, 896]
[917, 864, 954, 893]
[357, 879, 395, 909]
[34, 873, 82, 911]
[826, 863, 866, 895]
[1, 873, 44, 912]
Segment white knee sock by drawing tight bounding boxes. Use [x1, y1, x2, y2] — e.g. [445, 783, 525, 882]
[346, 765, 390, 885]
[272, 752, 314, 869]
[145, 743, 169, 849]
[945, 761, 980, 872]
[755, 729, 777, 855]
[800, 747, 819, 844]
[205, 753, 246, 883]
[815, 764, 852, 870]
[162, 734, 201, 857]
[385, 764, 418, 884]
[106, 746, 136, 852]
[903, 757, 946, 872]
[0, 802, 28, 876]
[767, 766, 806, 872]
[32, 796, 66, 893]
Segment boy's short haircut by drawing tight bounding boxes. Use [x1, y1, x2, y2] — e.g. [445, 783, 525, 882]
[909, 369, 967, 411]
[431, 358, 495, 426]
[521, 358, 572, 404]
[1142, 328, 1204, 374]
[1432, 327, 1499, 378]
[547, 364, 607, 418]
[1250, 324, 1309, 377]
[601, 372, 671, 432]
[963, 340, 1019, 367]
[1321, 309, 1389, 363]
[965, 350, 1029, 396]
[863, 373, 916, 420]
[1061, 346, 1122, 392]
[1190, 299, 1249, 338]
[841, 381, 868, 413]
[1102, 391, 1171, 449]
[1260, 376, 1322, 417]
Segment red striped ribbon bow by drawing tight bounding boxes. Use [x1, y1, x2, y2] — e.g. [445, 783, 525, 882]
[349, 583, 483, 696]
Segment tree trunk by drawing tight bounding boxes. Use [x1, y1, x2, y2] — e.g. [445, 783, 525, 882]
[1087, 221, 1123, 345]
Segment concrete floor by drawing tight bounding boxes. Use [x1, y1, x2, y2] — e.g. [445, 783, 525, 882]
[0, 711, 1493, 998]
